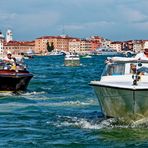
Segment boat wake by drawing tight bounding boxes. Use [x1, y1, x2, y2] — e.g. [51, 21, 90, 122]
[20, 91, 46, 96]
[49, 115, 148, 129]
[49, 115, 129, 129]
[0, 92, 14, 97]
[36, 99, 96, 107]
[131, 118, 148, 128]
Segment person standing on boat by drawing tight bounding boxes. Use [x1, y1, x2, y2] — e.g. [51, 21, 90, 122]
[3, 51, 16, 70]
[135, 48, 148, 60]
[3, 51, 15, 63]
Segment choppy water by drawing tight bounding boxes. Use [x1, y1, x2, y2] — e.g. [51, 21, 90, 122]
[1, 55, 148, 147]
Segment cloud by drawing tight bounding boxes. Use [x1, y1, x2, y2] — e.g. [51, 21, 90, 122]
[119, 8, 148, 23]
[1, 0, 148, 40]
[133, 21, 148, 31]
[0, 12, 16, 21]
[63, 21, 115, 31]
[0, 10, 61, 32]
[19, 11, 61, 27]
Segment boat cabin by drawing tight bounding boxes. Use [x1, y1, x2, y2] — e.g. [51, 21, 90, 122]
[102, 58, 148, 76]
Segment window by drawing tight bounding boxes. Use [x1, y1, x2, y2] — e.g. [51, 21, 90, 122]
[102, 63, 125, 76]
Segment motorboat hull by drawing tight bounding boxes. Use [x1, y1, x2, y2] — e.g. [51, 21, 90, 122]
[90, 83, 148, 121]
[0, 70, 33, 92]
[64, 59, 80, 66]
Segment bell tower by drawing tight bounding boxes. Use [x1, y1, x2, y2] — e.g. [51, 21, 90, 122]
[6, 29, 13, 43]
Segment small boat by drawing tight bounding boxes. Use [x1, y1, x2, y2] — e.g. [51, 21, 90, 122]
[0, 61, 33, 92]
[122, 50, 136, 57]
[25, 49, 35, 58]
[64, 53, 80, 66]
[48, 49, 64, 56]
[90, 56, 148, 121]
[96, 47, 119, 56]
[81, 55, 92, 58]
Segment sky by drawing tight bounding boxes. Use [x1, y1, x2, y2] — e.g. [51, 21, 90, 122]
[1, 0, 148, 41]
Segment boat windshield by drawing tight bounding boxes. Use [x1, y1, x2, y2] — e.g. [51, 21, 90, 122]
[102, 63, 125, 76]
[0, 60, 26, 71]
[102, 62, 148, 76]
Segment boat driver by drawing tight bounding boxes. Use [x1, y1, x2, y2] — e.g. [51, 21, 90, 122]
[3, 51, 16, 70]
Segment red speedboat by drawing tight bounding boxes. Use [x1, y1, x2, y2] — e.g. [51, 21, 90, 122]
[0, 62, 33, 92]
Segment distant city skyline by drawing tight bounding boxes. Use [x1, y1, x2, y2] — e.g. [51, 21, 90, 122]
[1, 0, 148, 41]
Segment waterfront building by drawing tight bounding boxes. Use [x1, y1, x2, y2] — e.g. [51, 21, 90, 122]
[80, 39, 92, 54]
[35, 35, 107, 55]
[101, 38, 112, 48]
[3, 41, 35, 55]
[35, 36, 57, 54]
[88, 36, 102, 50]
[69, 39, 81, 53]
[110, 41, 122, 52]
[56, 35, 74, 52]
[133, 40, 143, 53]
[0, 29, 35, 56]
[35, 35, 76, 54]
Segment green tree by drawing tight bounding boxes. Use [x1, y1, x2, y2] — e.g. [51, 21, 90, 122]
[46, 41, 54, 52]
[50, 42, 54, 51]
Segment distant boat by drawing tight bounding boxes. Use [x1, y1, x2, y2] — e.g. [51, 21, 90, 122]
[25, 49, 35, 58]
[81, 55, 92, 58]
[122, 50, 136, 57]
[48, 50, 64, 56]
[96, 47, 119, 55]
[64, 53, 80, 66]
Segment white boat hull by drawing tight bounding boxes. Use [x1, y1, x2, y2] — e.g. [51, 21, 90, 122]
[98, 52, 119, 56]
[64, 54, 80, 66]
[64, 59, 80, 66]
[90, 82, 148, 121]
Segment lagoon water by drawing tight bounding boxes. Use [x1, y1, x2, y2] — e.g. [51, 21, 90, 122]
[0, 55, 148, 147]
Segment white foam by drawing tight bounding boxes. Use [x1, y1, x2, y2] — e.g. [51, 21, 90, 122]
[0, 92, 14, 97]
[22, 91, 46, 96]
[54, 116, 132, 129]
[131, 118, 148, 128]
[32, 99, 97, 107]
[54, 116, 105, 129]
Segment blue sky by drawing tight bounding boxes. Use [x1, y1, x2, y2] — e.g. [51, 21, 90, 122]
[1, 0, 148, 41]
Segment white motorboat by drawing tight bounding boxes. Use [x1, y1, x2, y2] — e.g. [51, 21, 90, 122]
[64, 53, 80, 66]
[96, 47, 119, 56]
[90, 56, 148, 121]
[48, 49, 64, 56]
[81, 55, 92, 58]
[48, 51, 64, 56]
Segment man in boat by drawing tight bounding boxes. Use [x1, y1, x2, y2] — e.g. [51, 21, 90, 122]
[135, 48, 148, 60]
[3, 52, 26, 71]
[3, 51, 17, 70]
[3, 51, 15, 63]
